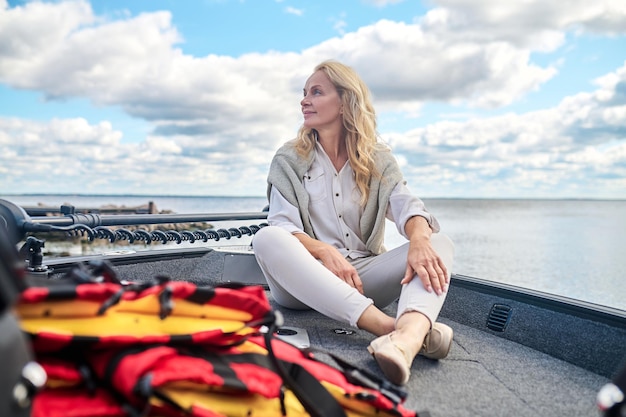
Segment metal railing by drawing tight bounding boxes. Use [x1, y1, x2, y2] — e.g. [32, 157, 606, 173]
[0, 198, 269, 271]
[0, 199, 268, 244]
[24, 211, 268, 245]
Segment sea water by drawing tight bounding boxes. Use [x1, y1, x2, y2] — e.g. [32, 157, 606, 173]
[2, 194, 625, 311]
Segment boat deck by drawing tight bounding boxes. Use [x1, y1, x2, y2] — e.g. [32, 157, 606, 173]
[276, 308, 607, 416]
[6, 197, 623, 417]
[69, 247, 619, 417]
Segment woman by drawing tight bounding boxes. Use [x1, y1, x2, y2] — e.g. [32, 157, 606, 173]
[253, 60, 455, 385]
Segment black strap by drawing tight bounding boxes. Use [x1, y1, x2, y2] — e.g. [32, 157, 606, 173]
[280, 359, 348, 417]
[181, 341, 347, 417]
[305, 345, 408, 405]
[263, 315, 347, 417]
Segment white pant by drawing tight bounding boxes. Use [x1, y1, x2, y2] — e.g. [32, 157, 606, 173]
[253, 226, 455, 328]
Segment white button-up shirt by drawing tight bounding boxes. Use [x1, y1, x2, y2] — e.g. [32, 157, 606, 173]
[268, 142, 440, 259]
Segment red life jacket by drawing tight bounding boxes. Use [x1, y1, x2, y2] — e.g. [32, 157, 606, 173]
[16, 263, 420, 417]
[17, 276, 273, 352]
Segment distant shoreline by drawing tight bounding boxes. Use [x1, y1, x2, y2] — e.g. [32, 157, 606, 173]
[1, 193, 624, 202]
[0, 193, 266, 199]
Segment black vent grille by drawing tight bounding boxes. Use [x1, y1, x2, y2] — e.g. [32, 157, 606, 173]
[487, 304, 512, 332]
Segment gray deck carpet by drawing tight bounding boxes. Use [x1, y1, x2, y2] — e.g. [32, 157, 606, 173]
[273, 304, 607, 417]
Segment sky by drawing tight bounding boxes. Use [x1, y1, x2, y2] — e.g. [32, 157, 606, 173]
[0, 0, 625, 199]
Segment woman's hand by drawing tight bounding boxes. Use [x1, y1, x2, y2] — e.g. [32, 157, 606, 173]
[318, 245, 364, 294]
[293, 233, 364, 294]
[401, 216, 449, 295]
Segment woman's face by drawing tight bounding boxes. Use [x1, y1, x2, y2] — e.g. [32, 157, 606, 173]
[301, 70, 343, 132]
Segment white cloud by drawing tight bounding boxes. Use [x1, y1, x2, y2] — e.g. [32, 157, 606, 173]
[0, 0, 625, 197]
[2, 61, 624, 198]
[387, 62, 626, 198]
[363, 0, 405, 7]
[425, 0, 626, 46]
[302, 19, 558, 108]
[0, 115, 276, 195]
[284, 6, 303, 16]
[0, 0, 96, 85]
[0, 0, 567, 134]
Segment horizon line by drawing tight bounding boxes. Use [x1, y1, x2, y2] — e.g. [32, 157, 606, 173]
[1, 193, 624, 202]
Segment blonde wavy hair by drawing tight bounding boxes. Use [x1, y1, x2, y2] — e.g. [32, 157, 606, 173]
[295, 60, 384, 206]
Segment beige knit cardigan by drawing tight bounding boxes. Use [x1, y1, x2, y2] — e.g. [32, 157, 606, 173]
[266, 139, 404, 255]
